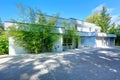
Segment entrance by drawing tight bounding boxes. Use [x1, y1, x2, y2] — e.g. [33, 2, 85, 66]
[75, 38, 78, 48]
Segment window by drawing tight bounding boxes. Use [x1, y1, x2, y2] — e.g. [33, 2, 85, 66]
[95, 29, 99, 32]
[89, 27, 91, 32]
[63, 38, 72, 46]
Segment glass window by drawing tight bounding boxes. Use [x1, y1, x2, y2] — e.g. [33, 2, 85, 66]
[63, 38, 72, 46]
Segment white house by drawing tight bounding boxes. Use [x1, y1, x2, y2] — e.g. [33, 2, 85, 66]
[4, 17, 116, 55]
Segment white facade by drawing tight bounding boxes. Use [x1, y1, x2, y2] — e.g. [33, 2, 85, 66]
[71, 19, 116, 48]
[4, 18, 116, 55]
[9, 37, 28, 55]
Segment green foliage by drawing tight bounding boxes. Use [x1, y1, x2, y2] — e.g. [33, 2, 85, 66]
[62, 20, 80, 49]
[115, 26, 120, 46]
[8, 4, 79, 53]
[86, 6, 120, 46]
[0, 18, 8, 55]
[8, 5, 61, 53]
[99, 7, 111, 33]
[108, 23, 116, 34]
[85, 12, 100, 25]
[0, 32, 8, 55]
[108, 23, 120, 36]
[0, 18, 4, 34]
[86, 6, 112, 33]
[115, 25, 120, 36]
[62, 20, 79, 39]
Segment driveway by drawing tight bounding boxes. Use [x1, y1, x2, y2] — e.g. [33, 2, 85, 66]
[0, 47, 120, 80]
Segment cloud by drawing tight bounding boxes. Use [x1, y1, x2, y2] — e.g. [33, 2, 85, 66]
[111, 15, 119, 22]
[92, 4, 104, 12]
[111, 15, 120, 24]
[107, 8, 115, 13]
[92, 3, 114, 13]
[92, 4, 120, 24]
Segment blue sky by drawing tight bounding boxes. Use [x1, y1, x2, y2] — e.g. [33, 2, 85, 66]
[0, 0, 120, 23]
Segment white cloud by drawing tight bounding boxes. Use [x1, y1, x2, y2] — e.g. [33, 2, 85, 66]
[92, 4, 104, 12]
[111, 15, 119, 22]
[111, 15, 120, 25]
[107, 8, 115, 13]
[92, 4, 120, 24]
[92, 3, 114, 13]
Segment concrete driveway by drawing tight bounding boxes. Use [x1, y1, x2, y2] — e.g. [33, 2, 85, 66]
[0, 47, 120, 80]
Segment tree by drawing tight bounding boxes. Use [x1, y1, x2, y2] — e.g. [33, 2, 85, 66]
[62, 20, 79, 39]
[62, 20, 79, 49]
[112, 25, 120, 46]
[116, 25, 120, 35]
[107, 23, 116, 34]
[8, 4, 61, 53]
[99, 7, 111, 33]
[8, 4, 79, 53]
[0, 18, 8, 55]
[86, 6, 112, 33]
[85, 12, 100, 25]
[0, 34, 8, 55]
[0, 18, 4, 34]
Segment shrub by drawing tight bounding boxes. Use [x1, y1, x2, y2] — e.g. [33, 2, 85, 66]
[8, 14, 60, 54]
[0, 33, 8, 55]
[8, 4, 79, 54]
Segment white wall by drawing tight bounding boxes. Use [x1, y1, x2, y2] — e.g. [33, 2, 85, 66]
[96, 37, 103, 47]
[4, 22, 28, 55]
[9, 35, 64, 55]
[52, 35, 63, 52]
[5, 20, 116, 55]
[96, 37, 116, 47]
[4, 22, 13, 30]
[77, 27, 100, 32]
[9, 37, 28, 55]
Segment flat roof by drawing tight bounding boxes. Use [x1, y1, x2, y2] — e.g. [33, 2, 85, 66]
[96, 33, 116, 37]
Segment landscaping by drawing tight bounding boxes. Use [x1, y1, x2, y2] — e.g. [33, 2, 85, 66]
[0, 20, 8, 55]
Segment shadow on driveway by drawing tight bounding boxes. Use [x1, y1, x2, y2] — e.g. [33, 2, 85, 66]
[0, 47, 120, 80]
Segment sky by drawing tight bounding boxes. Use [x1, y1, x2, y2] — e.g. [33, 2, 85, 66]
[0, 0, 120, 24]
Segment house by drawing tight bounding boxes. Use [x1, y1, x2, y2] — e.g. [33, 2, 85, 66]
[4, 17, 116, 55]
[71, 18, 116, 48]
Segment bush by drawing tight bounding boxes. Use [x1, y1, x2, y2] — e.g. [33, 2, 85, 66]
[0, 33, 8, 55]
[9, 20, 60, 54]
[8, 4, 79, 54]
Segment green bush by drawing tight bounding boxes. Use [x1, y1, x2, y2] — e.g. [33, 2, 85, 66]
[0, 33, 8, 55]
[9, 19, 60, 54]
[8, 4, 79, 54]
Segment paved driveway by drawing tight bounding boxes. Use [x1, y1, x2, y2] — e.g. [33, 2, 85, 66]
[0, 47, 120, 80]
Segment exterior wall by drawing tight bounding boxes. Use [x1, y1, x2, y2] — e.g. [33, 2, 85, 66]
[5, 22, 28, 55]
[9, 35, 63, 55]
[4, 22, 14, 30]
[72, 38, 75, 49]
[77, 27, 100, 32]
[71, 19, 101, 32]
[9, 37, 28, 55]
[80, 36, 96, 47]
[5, 19, 117, 55]
[52, 35, 63, 52]
[96, 37, 116, 47]
[96, 37, 104, 47]
[89, 37, 96, 47]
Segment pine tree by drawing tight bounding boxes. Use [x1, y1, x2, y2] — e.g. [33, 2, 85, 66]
[86, 6, 112, 33]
